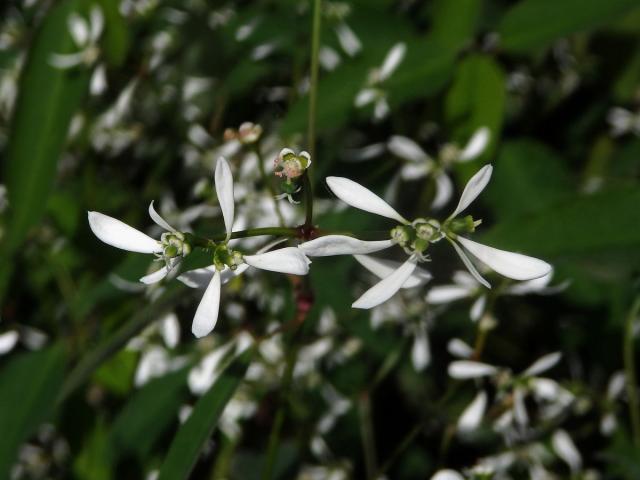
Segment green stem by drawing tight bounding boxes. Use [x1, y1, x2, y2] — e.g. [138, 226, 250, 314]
[255, 145, 286, 226]
[624, 295, 640, 448]
[376, 420, 424, 477]
[358, 392, 378, 479]
[307, 0, 321, 164]
[262, 322, 304, 480]
[303, 0, 322, 227]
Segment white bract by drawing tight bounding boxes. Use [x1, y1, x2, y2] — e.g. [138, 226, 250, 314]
[88, 201, 192, 284]
[178, 158, 310, 338]
[388, 127, 490, 209]
[301, 165, 551, 309]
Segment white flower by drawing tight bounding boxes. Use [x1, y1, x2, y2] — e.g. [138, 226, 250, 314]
[388, 128, 490, 209]
[552, 429, 582, 473]
[354, 42, 406, 120]
[178, 158, 311, 338]
[427, 269, 565, 322]
[88, 200, 191, 284]
[302, 164, 550, 309]
[50, 7, 107, 95]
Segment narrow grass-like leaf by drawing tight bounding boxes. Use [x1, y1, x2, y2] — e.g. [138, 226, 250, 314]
[157, 348, 254, 480]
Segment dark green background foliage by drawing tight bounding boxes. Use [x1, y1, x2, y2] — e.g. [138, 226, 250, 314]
[0, 0, 640, 478]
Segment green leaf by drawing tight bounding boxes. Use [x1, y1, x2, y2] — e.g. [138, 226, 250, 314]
[482, 188, 640, 257]
[109, 369, 189, 461]
[498, 0, 639, 53]
[429, 0, 482, 50]
[445, 54, 505, 158]
[5, 0, 90, 251]
[484, 140, 573, 221]
[74, 418, 113, 480]
[0, 346, 67, 476]
[157, 348, 253, 480]
[96, 0, 130, 67]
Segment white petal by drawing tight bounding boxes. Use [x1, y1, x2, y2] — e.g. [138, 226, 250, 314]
[379, 42, 406, 82]
[449, 239, 490, 289]
[552, 430, 582, 473]
[448, 360, 497, 379]
[179, 265, 249, 288]
[388, 136, 429, 163]
[523, 352, 562, 377]
[148, 201, 175, 231]
[431, 470, 464, 480]
[0, 331, 19, 355]
[215, 157, 235, 239]
[447, 338, 474, 359]
[459, 127, 490, 162]
[457, 237, 552, 281]
[504, 271, 553, 295]
[354, 88, 376, 107]
[513, 387, 529, 425]
[352, 257, 418, 309]
[244, 247, 310, 275]
[89, 6, 104, 41]
[139, 258, 181, 284]
[300, 235, 393, 257]
[68, 13, 89, 46]
[448, 164, 493, 219]
[192, 270, 221, 338]
[335, 22, 361, 56]
[88, 211, 161, 254]
[411, 324, 431, 371]
[160, 312, 180, 348]
[607, 371, 626, 400]
[458, 391, 487, 432]
[326, 176, 408, 224]
[531, 378, 561, 401]
[469, 294, 486, 322]
[426, 285, 472, 304]
[374, 98, 390, 120]
[49, 52, 85, 69]
[432, 172, 454, 210]
[400, 162, 431, 181]
[90, 64, 107, 96]
[354, 254, 431, 289]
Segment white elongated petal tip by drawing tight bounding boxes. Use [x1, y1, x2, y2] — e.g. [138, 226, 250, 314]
[459, 127, 490, 161]
[431, 470, 465, 480]
[326, 176, 408, 224]
[244, 247, 310, 275]
[448, 360, 497, 379]
[448, 164, 493, 220]
[300, 235, 393, 257]
[148, 200, 175, 231]
[88, 211, 161, 254]
[388, 136, 428, 163]
[215, 157, 235, 238]
[457, 237, 552, 281]
[352, 257, 417, 309]
[354, 254, 431, 289]
[457, 391, 488, 433]
[192, 270, 221, 338]
[523, 352, 562, 377]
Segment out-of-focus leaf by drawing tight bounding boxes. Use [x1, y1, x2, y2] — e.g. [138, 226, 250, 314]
[109, 369, 189, 461]
[0, 346, 67, 477]
[93, 349, 137, 396]
[74, 418, 112, 480]
[429, 0, 482, 50]
[445, 54, 505, 158]
[484, 140, 573, 221]
[482, 188, 640, 257]
[96, 0, 130, 67]
[4, 0, 89, 249]
[157, 348, 253, 480]
[1, 0, 90, 297]
[498, 0, 639, 53]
